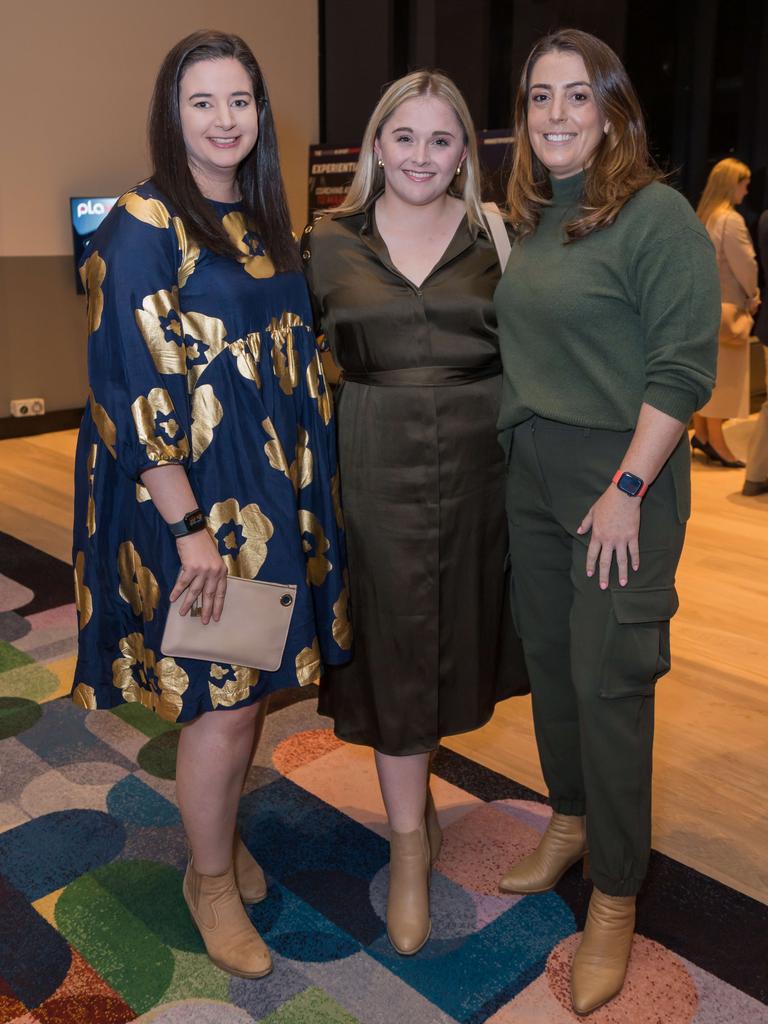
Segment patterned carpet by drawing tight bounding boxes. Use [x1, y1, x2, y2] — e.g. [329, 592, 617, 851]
[1, 529, 767, 1024]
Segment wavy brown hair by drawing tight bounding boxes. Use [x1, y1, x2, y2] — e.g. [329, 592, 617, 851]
[506, 28, 661, 242]
[149, 30, 299, 272]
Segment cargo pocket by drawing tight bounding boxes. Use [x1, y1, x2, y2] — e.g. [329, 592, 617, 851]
[598, 586, 678, 699]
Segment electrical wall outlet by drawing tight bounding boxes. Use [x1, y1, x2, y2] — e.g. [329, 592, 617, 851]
[10, 398, 46, 417]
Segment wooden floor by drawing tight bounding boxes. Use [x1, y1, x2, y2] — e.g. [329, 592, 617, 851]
[1, 424, 767, 904]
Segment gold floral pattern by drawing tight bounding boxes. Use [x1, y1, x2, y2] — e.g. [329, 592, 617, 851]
[118, 191, 171, 228]
[262, 420, 313, 492]
[306, 349, 333, 426]
[191, 384, 224, 462]
[295, 427, 313, 491]
[173, 216, 200, 288]
[183, 311, 229, 389]
[130, 388, 189, 464]
[222, 211, 276, 279]
[89, 388, 117, 457]
[74, 185, 350, 723]
[73, 551, 93, 630]
[208, 663, 261, 709]
[117, 541, 160, 621]
[332, 570, 352, 650]
[72, 683, 97, 709]
[208, 498, 274, 576]
[295, 637, 321, 686]
[135, 288, 186, 375]
[112, 632, 189, 722]
[229, 333, 261, 387]
[269, 313, 303, 395]
[81, 251, 106, 334]
[298, 510, 332, 585]
[86, 444, 97, 537]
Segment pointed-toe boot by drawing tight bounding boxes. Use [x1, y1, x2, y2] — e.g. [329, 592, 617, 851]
[233, 835, 267, 904]
[183, 860, 273, 978]
[425, 788, 443, 865]
[387, 821, 432, 955]
[500, 812, 588, 894]
[571, 888, 636, 1015]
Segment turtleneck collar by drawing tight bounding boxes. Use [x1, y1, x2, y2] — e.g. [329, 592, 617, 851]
[549, 170, 585, 206]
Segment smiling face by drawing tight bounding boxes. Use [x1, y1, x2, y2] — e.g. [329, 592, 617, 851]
[179, 57, 259, 196]
[527, 50, 607, 179]
[374, 94, 467, 208]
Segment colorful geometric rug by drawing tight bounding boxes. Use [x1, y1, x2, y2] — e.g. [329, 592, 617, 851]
[1, 530, 767, 1024]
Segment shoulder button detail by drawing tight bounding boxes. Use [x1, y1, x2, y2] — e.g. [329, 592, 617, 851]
[302, 249, 311, 261]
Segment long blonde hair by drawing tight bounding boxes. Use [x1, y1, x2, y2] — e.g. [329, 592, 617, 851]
[696, 158, 751, 228]
[334, 70, 484, 230]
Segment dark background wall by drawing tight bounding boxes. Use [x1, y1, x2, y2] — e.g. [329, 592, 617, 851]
[320, 0, 768, 224]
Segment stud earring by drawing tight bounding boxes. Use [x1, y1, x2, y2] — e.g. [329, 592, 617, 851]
[456, 165, 463, 176]
[377, 158, 384, 168]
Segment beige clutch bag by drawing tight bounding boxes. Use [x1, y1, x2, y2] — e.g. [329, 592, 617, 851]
[161, 575, 297, 672]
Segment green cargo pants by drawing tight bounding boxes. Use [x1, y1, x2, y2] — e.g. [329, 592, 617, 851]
[506, 416, 686, 896]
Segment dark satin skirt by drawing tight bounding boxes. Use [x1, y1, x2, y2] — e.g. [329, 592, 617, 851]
[318, 368, 529, 756]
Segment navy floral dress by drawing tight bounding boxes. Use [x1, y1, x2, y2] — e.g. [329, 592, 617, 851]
[71, 181, 351, 723]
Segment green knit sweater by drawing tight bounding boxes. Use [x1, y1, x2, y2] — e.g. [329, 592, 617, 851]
[495, 172, 719, 432]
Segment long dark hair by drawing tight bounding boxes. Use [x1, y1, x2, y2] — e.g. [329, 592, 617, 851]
[149, 30, 300, 272]
[506, 28, 661, 242]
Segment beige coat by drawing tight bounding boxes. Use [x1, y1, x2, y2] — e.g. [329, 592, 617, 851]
[699, 209, 759, 419]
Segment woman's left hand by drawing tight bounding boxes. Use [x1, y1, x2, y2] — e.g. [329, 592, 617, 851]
[577, 486, 641, 589]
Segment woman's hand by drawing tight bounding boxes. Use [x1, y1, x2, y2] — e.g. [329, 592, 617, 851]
[170, 531, 228, 624]
[577, 486, 641, 589]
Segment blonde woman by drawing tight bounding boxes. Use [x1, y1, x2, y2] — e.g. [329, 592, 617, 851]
[692, 158, 760, 466]
[301, 71, 527, 955]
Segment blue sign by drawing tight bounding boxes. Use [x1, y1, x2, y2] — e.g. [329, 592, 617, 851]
[70, 196, 118, 236]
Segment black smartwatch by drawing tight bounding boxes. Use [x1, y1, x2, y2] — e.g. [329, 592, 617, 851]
[612, 470, 648, 498]
[168, 508, 207, 538]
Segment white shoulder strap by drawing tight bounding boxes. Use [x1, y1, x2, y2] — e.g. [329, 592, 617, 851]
[481, 201, 512, 273]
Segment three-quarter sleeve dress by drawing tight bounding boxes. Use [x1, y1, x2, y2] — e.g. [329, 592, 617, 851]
[71, 181, 351, 723]
[302, 200, 528, 756]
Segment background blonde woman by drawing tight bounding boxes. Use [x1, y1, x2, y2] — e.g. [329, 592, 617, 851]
[302, 70, 527, 956]
[691, 158, 760, 466]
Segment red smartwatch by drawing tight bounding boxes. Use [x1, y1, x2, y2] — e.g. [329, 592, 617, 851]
[612, 470, 648, 498]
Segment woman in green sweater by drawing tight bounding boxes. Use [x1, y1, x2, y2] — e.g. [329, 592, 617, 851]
[495, 28, 719, 1015]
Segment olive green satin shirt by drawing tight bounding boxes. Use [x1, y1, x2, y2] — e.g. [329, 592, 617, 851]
[300, 197, 506, 379]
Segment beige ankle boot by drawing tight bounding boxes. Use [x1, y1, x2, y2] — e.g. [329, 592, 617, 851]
[425, 788, 443, 865]
[183, 860, 273, 978]
[387, 821, 431, 955]
[500, 812, 588, 893]
[233, 835, 267, 904]
[571, 888, 635, 1015]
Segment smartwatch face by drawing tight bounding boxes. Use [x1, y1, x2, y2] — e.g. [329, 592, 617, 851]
[185, 510, 206, 531]
[617, 472, 643, 496]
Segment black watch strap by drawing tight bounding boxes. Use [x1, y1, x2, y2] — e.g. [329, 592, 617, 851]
[168, 508, 206, 538]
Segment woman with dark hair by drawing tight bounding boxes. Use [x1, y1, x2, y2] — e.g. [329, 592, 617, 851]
[71, 31, 349, 978]
[495, 29, 718, 1014]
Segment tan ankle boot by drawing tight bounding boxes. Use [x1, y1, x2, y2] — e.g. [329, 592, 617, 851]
[425, 788, 443, 865]
[571, 888, 635, 1015]
[387, 822, 431, 955]
[233, 835, 267, 904]
[183, 860, 273, 978]
[499, 812, 588, 893]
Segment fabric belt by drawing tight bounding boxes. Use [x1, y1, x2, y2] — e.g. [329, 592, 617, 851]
[340, 364, 501, 387]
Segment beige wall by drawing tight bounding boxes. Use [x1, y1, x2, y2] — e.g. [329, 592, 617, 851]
[0, 0, 318, 416]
